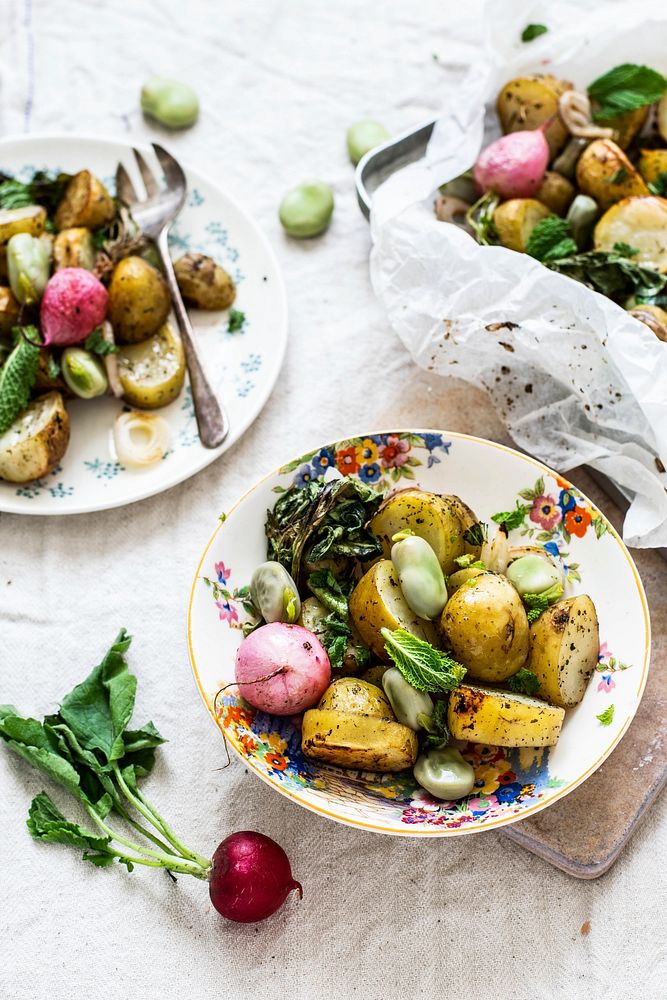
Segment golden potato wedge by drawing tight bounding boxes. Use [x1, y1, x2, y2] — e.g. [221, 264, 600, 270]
[369, 488, 464, 573]
[496, 75, 573, 158]
[493, 198, 551, 252]
[108, 256, 172, 344]
[349, 559, 438, 661]
[576, 140, 648, 211]
[447, 567, 486, 591]
[628, 304, 667, 342]
[54, 170, 115, 230]
[594, 196, 667, 272]
[638, 149, 667, 188]
[173, 253, 236, 310]
[0, 205, 47, 244]
[117, 323, 185, 409]
[0, 286, 19, 335]
[441, 573, 529, 682]
[535, 171, 576, 215]
[318, 678, 392, 717]
[301, 709, 418, 771]
[448, 684, 565, 748]
[526, 595, 599, 708]
[0, 391, 69, 483]
[53, 227, 96, 270]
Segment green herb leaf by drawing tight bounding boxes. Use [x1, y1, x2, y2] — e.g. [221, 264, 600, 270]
[588, 64, 667, 121]
[523, 582, 564, 623]
[0, 170, 72, 210]
[84, 327, 118, 355]
[381, 628, 466, 694]
[596, 703, 615, 726]
[612, 241, 639, 257]
[228, 309, 246, 333]
[521, 23, 548, 42]
[546, 249, 667, 300]
[0, 334, 41, 434]
[647, 172, 667, 196]
[453, 553, 486, 569]
[307, 570, 351, 619]
[45, 352, 61, 379]
[462, 521, 487, 547]
[466, 191, 499, 246]
[491, 500, 530, 532]
[507, 668, 541, 695]
[27, 792, 111, 852]
[0, 713, 86, 799]
[608, 168, 629, 185]
[526, 217, 578, 263]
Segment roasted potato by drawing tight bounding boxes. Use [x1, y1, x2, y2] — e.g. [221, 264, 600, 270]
[318, 677, 392, 717]
[447, 567, 487, 591]
[448, 684, 565, 748]
[173, 252, 236, 310]
[576, 140, 648, 211]
[108, 256, 172, 343]
[441, 573, 530, 682]
[493, 198, 551, 252]
[54, 170, 115, 231]
[0, 205, 47, 244]
[0, 391, 69, 482]
[594, 196, 667, 272]
[595, 106, 649, 150]
[496, 75, 573, 158]
[349, 559, 439, 661]
[535, 171, 576, 215]
[53, 227, 96, 270]
[0, 286, 19, 335]
[638, 148, 667, 187]
[658, 93, 667, 144]
[360, 664, 390, 687]
[116, 323, 185, 409]
[527, 595, 599, 708]
[440, 494, 481, 557]
[369, 488, 464, 573]
[628, 304, 667, 342]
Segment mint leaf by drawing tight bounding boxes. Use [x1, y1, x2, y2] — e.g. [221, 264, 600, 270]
[526, 217, 578, 263]
[462, 521, 487, 547]
[381, 628, 466, 694]
[521, 23, 547, 42]
[612, 241, 639, 257]
[507, 668, 541, 695]
[453, 553, 486, 569]
[491, 501, 530, 532]
[589, 63, 667, 121]
[84, 327, 118, 356]
[0, 334, 40, 434]
[228, 309, 246, 333]
[596, 703, 615, 726]
[523, 583, 564, 624]
[648, 172, 667, 196]
[546, 250, 667, 300]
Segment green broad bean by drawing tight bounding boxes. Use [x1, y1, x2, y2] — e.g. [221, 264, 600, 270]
[566, 194, 599, 249]
[141, 77, 199, 129]
[278, 181, 334, 238]
[61, 348, 109, 399]
[346, 120, 390, 165]
[381, 667, 433, 731]
[506, 553, 562, 597]
[7, 233, 51, 305]
[413, 746, 475, 801]
[250, 561, 301, 624]
[390, 533, 447, 620]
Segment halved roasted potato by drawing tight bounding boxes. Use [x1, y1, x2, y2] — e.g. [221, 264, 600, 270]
[0, 392, 69, 482]
[496, 75, 573, 158]
[576, 140, 648, 211]
[535, 171, 576, 215]
[493, 198, 551, 253]
[173, 253, 236, 309]
[527, 595, 599, 708]
[116, 323, 185, 409]
[317, 677, 392, 717]
[0, 205, 47, 244]
[53, 227, 96, 270]
[369, 488, 464, 573]
[594, 196, 667, 272]
[638, 149, 667, 187]
[448, 684, 565, 747]
[108, 256, 172, 344]
[54, 170, 115, 230]
[349, 559, 439, 661]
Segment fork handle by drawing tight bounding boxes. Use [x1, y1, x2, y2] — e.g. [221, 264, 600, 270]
[156, 228, 229, 449]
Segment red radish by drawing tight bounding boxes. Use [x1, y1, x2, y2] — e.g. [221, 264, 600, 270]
[209, 832, 303, 923]
[235, 622, 331, 715]
[40, 267, 108, 347]
[473, 128, 549, 199]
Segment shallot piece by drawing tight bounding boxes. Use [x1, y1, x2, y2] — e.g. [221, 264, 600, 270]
[559, 91, 615, 140]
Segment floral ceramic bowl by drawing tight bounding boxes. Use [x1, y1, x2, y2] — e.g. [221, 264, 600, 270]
[188, 430, 650, 836]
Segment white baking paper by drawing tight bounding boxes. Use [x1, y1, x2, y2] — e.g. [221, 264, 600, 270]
[370, 0, 667, 547]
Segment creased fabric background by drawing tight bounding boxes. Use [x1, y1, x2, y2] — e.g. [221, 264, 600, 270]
[0, 2, 665, 998]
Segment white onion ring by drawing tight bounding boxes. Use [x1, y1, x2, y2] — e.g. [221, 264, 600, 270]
[113, 410, 171, 469]
[559, 91, 615, 140]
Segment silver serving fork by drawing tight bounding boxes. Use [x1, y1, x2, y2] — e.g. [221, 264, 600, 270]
[115, 144, 228, 449]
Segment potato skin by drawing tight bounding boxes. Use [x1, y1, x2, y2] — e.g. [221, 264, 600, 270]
[493, 198, 551, 252]
[594, 196, 667, 272]
[173, 252, 236, 310]
[576, 140, 648, 211]
[527, 595, 600, 708]
[0, 391, 69, 482]
[317, 677, 392, 717]
[301, 709, 418, 771]
[0, 286, 19, 335]
[441, 573, 530, 682]
[54, 170, 115, 231]
[0, 205, 47, 244]
[349, 559, 439, 662]
[596, 106, 649, 150]
[496, 75, 573, 158]
[448, 684, 565, 748]
[117, 323, 185, 409]
[638, 148, 667, 186]
[53, 227, 96, 270]
[369, 488, 464, 573]
[108, 256, 172, 343]
[535, 171, 576, 215]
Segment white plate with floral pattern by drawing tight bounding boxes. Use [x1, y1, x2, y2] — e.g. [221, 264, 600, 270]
[0, 134, 287, 515]
[188, 430, 651, 836]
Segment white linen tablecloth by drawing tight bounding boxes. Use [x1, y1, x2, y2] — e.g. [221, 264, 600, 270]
[0, 2, 665, 997]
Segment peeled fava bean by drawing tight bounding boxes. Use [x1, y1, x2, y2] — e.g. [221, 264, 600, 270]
[7, 232, 51, 304]
[413, 746, 475, 801]
[141, 77, 199, 129]
[391, 533, 447, 620]
[279, 181, 334, 238]
[346, 120, 390, 165]
[381, 667, 434, 731]
[506, 553, 563, 597]
[61, 347, 109, 399]
[250, 561, 301, 624]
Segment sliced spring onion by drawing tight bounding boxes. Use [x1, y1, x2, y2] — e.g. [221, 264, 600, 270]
[113, 410, 171, 469]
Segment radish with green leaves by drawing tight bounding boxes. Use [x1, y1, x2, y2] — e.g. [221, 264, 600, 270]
[0, 630, 302, 924]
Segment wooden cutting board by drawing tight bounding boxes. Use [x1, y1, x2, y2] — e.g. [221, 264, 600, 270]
[501, 465, 667, 877]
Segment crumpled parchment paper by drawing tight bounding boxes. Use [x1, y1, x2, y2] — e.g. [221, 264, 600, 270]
[370, 0, 667, 547]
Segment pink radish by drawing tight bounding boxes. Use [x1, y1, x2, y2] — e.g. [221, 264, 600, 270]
[40, 267, 109, 347]
[209, 832, 303, 923]
[235, 622, 331, 715]
[473, 128, 550, 199]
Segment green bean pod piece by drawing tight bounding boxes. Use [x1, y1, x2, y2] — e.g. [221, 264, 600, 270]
[413, 746, 475, 800]
[390, 533, 447, 620]
[381, 667, 433, 731]
[250, 561, 301, 624]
